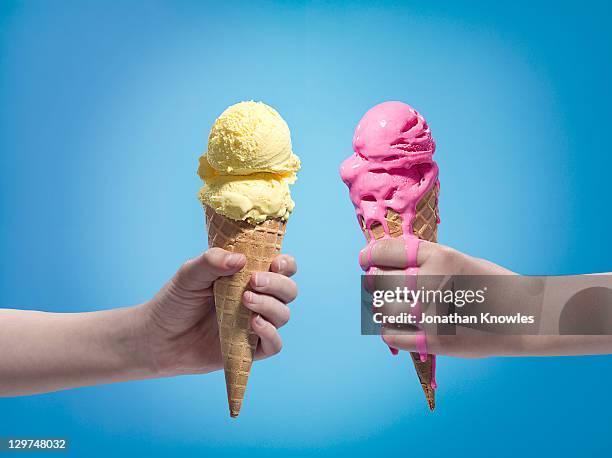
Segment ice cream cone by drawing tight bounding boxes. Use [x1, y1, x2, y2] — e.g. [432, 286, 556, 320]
[205, 205, 287, 418]
[361, 183, 439, 411]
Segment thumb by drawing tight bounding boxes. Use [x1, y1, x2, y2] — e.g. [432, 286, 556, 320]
[174, 247, 246, 291]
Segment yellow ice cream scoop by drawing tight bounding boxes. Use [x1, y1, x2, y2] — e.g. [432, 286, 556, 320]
[198, 101, 300, 222]
[199, 173, 295, 223]
[206, 101, 300, 176]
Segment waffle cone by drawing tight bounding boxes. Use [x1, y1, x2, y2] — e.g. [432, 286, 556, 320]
[205, 206, 287, 418]
[362, 183, 439, 411]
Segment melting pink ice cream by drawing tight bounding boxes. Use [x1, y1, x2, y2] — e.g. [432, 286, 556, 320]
[340, 101, 440, 389]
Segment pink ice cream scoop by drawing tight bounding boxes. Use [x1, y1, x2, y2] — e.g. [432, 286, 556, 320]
[340, 101, 440, 409]
[353, 100, 436, 161]
[341, 101, 438, 239]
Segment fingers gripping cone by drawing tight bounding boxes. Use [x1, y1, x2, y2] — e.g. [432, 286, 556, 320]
[361, 184, 439, 411]
[205, 206, 287, 417]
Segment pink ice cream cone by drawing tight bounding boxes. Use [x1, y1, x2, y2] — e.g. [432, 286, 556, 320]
[340, 101, 440, 411]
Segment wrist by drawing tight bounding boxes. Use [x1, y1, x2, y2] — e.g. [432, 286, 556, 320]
[113, 304, 161, 379]
[131, 301, 193, 378]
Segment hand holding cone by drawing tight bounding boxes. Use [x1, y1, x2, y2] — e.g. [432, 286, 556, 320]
[361, 184, 439, 411]
[205, 206, 287, 417]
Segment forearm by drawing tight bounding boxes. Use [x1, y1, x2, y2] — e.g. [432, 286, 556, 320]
[0, 306, 154, 396]
[521, 335, 612, 356]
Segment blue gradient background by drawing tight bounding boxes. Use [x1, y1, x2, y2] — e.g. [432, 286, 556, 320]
[1, 1, 611, 456]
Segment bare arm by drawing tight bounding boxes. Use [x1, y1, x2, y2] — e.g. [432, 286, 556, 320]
[0, 307, 150, 396]
[0, 248, 298, 397]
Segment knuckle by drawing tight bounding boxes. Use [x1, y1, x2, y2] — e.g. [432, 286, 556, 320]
[279, 308, 290, 326]
[374, 240, 391, 260]
[199, 250, 214, 267]
[177, 259, 194, 277]
[205, 247, 227, 264]
[288, 280, 298, 302]
[202, 248, 216, 260]
[261, 296, 275, 314]
[375, 239, 403, 266]
[287, 255, 298, 273]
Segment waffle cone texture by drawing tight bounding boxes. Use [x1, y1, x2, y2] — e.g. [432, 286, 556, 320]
[205, 206, 286, 418]
[362, 183, 439, 411]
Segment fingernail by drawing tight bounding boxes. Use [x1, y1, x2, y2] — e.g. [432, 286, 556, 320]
[278, 258, 287, 272]
[253, 273, 269, 288]
[244, 291, 258, 304]
[254, 314, 264, 325]
[227, 254, 244, 267]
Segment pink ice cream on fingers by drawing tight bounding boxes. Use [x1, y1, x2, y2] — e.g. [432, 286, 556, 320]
[340, 101, 440, 404]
